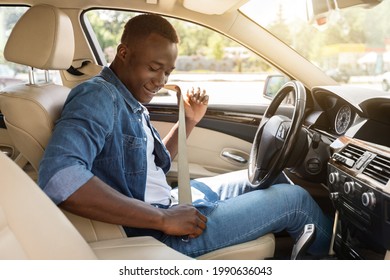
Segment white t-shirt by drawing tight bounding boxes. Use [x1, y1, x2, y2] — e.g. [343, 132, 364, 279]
[141, 107, 172, 206]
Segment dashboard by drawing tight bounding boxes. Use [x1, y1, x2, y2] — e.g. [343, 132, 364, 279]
[306, 94, 356, 136]
[304, 85, 390, 259]
[307, 85, 390, 144]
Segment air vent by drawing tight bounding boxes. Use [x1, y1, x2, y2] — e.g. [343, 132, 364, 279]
[363, 154, 390, 185]
[332, 144, 366, 168]
[340, 144, 365, 161]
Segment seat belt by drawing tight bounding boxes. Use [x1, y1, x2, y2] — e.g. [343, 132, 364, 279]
[67, 60, 103, 77]
[164, 85, 192, 204]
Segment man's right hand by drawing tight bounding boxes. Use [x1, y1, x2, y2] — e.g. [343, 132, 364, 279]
[160, 204, 207, 239]
[60, 176, 207, 239]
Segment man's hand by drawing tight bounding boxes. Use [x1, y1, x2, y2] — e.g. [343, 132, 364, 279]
[160, 204, 207, 239]
[162, 85, 209, 158]
[183, 87, 209, 125]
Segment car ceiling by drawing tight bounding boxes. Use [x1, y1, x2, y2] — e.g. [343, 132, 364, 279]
[0, 0, 248, 13]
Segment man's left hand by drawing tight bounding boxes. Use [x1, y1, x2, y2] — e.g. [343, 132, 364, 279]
[183, 87, 209, 125]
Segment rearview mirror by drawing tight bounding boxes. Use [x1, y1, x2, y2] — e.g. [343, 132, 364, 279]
[306, 0, 383, 27]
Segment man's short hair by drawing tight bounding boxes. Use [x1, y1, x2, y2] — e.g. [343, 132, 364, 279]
[121, 14, 179, 45]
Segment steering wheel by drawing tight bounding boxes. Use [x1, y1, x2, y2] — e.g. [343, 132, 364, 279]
[248, 80, 307, 188]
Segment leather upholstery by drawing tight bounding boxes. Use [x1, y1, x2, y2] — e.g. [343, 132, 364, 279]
[1, 4, 74, 172]
[197, 233, 275, 260]
[90, 237, 192, 260]
[0, 4, 127, 243]
[0, 152, 97, 260]
[0, 84, 69, 172]
[0, 152, 191, 260]
[4, 4, 74, 70]
[62, 210, 127, 242]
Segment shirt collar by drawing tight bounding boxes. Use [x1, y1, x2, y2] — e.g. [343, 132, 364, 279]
[100, 66, 143, 114]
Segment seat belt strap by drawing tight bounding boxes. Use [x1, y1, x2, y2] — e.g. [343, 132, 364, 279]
[67, 60, 103, 77]
[164, 85, 192, 204]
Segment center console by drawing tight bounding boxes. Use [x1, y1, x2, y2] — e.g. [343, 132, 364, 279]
[327, 136, 390, 259]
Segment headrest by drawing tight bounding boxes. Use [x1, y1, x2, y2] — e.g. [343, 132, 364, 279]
[4, 4, 75, 70]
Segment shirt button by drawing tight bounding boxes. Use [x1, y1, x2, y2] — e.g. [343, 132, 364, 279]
[144, 138, 147, 141]
[138, 118, 141, 122]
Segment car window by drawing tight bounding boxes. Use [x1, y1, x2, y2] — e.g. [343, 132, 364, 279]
[0, 6, 61, 88]
[84, 9, 286, 106]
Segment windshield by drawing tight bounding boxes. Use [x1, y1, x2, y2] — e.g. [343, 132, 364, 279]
[240, 0, 390, 90]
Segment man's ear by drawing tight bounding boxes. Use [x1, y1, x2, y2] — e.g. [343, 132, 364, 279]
[116, 43, 128, 60]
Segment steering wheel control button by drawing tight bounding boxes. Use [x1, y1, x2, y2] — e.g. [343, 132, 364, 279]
[276, 123, 288, 140]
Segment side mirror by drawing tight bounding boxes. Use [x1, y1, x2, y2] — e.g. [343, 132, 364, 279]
[263, 75, 295, 105]
[263, 75, 290, 99]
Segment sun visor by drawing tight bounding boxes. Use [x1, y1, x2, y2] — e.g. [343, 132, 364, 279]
[183, 0, 248, 15]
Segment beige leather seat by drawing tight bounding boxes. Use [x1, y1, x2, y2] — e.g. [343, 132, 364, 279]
[0, 151, 191, 260]
[0, 4, 275, 260]
[0, 151, 97, 259]
[0, 3, 128, 243]
[0, 4, 72, 173]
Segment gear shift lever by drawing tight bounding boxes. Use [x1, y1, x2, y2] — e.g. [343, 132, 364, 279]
[291, 224, 316, 260]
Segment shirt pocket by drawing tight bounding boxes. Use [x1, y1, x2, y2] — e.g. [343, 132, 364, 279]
[122, 134, 146, 175]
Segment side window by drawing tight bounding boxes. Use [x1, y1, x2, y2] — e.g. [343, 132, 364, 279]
[0, 6, 61, 88]
[84, 10, 283, 106]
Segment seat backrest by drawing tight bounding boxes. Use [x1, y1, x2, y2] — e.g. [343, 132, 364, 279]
[0, 151, 97, 259]
[0, 5, 127, 243]
[0, 84, 69, 171]
[0, 4, 74, 172]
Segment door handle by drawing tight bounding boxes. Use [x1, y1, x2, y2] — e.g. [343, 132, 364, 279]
[221, 151, 248, 164]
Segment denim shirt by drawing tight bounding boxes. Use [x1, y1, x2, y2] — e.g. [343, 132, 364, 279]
[38, 67, 171, 209]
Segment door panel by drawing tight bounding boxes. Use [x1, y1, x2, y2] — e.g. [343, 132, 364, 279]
[153, 120, 252, 183]
[147, 104, 292, 182]
[148, 103, 295, 182]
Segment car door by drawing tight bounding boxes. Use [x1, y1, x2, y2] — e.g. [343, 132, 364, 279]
[149, 103, 264, 183]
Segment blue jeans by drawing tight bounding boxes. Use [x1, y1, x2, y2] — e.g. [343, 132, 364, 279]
[162, 170, 333, 258]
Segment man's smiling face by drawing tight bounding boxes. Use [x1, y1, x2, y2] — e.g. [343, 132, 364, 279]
[119, 33, 178, 104]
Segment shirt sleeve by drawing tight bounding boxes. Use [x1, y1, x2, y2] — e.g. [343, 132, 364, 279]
[38, 79, 116, 204]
